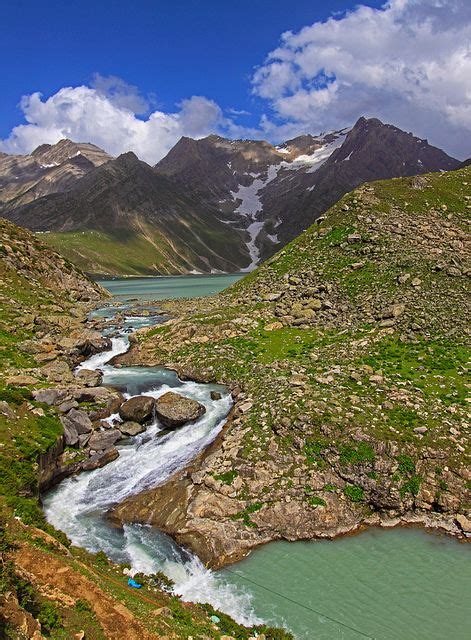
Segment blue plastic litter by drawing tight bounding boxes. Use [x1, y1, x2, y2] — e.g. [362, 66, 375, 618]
[128, 578, 142, 589]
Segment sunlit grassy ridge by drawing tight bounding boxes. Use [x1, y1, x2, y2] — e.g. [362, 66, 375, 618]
[136, 166, 469, 535]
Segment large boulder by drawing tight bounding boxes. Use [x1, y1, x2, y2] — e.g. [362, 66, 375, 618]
[155, 392, 206, 429]
[118, 396, 155, 424]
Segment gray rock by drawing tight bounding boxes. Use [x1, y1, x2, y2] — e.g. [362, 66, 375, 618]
[81, 447, 119, 471]
[33, 388, 67, 406]
[155, 392, 206, 428]
[88, 429, 122, 451]
[119, 395, 155, 424]
[58, 399, 78, 413]
[40, 360, 74, 383]
[60, 416, 78, 447]
[119, 421, 147, 437]
[75, 368, 103, 387]
[210, 391, 222, 401]
[64, 409, 93, 434]
[0, 401, 15, 419]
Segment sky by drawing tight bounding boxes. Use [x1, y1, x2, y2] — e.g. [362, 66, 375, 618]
[0, 0, 470, 162]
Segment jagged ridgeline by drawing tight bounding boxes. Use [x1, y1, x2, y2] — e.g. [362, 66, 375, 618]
[112, 165, 470, 567]
[1, 117, 460, 275]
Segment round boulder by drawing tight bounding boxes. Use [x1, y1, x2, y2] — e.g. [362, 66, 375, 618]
[155, 392, 206, 429]
[119, 395, 155, 424]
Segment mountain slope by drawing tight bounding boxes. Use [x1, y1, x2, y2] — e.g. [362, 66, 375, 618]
[0, 139, 112, 210]
[4, 152, 250, 275]
[156, 117, 460, 265]
[112, 165, 471, 566]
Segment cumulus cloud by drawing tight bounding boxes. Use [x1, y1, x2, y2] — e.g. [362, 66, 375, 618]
[1, 2, 470, 161]
[252, 0, 471, 158]
[0, 81, 227, 164]
[90, 73, 150, 114]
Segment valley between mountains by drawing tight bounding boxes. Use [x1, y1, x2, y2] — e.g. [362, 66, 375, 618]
[0, 116, 460, 276]
[0, 136, 469, 638]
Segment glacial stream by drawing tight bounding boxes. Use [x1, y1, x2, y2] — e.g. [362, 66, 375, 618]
[43, 308, 261, 624]
[43, 278, 470, 639]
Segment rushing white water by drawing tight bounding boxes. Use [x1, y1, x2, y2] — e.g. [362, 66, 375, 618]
[43, 310, 261, 626]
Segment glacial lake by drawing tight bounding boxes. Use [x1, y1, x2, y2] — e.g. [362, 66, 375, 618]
[96, 273, 244, 300]
[221, 527, 470, 639]
[85, 274, 470, 639]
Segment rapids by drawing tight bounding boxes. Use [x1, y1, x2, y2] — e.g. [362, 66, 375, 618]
[43, 308, 262, 625]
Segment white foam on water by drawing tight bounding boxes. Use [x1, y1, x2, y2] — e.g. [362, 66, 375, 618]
[44, 313, 261, 626]
[76, 336, 129, 371]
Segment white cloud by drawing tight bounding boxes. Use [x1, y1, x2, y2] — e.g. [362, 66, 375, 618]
[1, 2, 470, 161]
[252, 0, 471, 158]
[0, 83, 227, 164]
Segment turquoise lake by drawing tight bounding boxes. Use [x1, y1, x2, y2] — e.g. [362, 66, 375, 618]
[96, 273, 244, 300]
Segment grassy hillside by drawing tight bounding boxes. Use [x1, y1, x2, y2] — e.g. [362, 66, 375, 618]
[0, 220, 288, 639]
[117, 166, 470, 565]
[40, 218, 247, 276]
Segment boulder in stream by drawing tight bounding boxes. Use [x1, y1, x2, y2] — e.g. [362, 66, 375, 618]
[118, 396, 155, 424]
[155, 391, 206, 429]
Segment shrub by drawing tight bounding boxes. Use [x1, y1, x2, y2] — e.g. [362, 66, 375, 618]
[344, 485, 365, 502]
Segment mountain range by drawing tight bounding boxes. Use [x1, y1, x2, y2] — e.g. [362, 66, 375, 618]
[0, 117, 461, 275]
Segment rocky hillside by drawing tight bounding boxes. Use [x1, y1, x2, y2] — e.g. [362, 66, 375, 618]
[0, 221, 285, 639]
[156, 117, 460, 266]
[5, 152, 250, 275]
[1, 117, 459, 275]
[112, 165, 470, 567]
[0, 139, 111, 210]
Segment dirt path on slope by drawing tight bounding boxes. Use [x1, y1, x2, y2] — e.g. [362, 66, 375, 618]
[14, 545, 168, 640]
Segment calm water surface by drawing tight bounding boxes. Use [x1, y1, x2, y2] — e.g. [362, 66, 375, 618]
[221, 527, 470, 640]
[96, 273, 244, 300]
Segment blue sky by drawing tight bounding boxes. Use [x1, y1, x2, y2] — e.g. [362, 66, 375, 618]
[0, 0, 382, 135]
[1, 0, 469, 161]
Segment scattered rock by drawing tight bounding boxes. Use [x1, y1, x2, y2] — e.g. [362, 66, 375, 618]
[210, 391, 222, 401]
[81, 447, 119, 471]
[88, 429, 122, 451]
[33, 388, 67, 406]
[6, 375, 38, 386]
[41, 360, 74, 383]
[60, 409, 93, 446]
[0, 401, 15, 419]
[119, 421, 147, 437]
[75, 368, 103, 387]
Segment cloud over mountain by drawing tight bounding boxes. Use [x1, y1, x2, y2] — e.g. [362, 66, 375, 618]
[1, 0, 469, 161]
[252, 0, 471, 158]
[0, 84, 226, 164]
